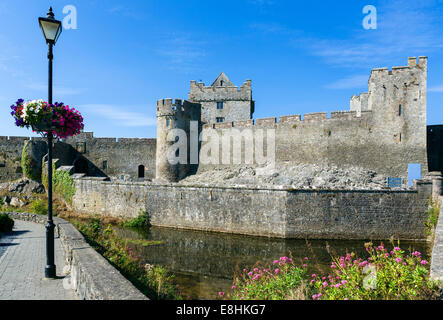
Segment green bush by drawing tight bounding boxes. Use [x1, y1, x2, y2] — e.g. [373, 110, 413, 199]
[123, 210, 151, 229]
[227, 257, 308, 300]
[42, 163, 76, 204]
[0, 213, 14, 232]
[21, 142, 41, 182]
[30, 199, 48, 215]
[425, 199, 440, 235]
[223, 241, 440, 300]
[310, 242, 439, 300]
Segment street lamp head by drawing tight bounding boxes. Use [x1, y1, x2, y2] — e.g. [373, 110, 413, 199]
[38, 7, 62, 45]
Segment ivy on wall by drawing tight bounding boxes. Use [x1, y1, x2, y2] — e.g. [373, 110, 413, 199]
[42, 162, 76, 204]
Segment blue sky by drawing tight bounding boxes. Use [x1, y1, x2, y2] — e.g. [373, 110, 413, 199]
[1, 0, 442, 138]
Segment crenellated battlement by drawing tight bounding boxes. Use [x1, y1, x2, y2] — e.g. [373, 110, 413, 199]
[203, 109, 373, 130]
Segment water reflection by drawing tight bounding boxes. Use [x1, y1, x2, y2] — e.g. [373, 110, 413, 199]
[115, 226, 430, 300]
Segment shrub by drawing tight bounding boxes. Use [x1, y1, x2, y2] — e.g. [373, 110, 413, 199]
[42, 163, 76, 204]
[123, 210, 151, 229]
[21, 141, 42, 182]
[30, 199, 48, 215]
[225, 256, 308, 300]
[425, 199, 440, 235]
[0, 213, 14, 232]
[224, 241, 440, 300]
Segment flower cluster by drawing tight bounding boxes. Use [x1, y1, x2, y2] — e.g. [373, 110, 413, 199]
[10, 98, 84, 139]
[221, 256, 307, 300]
[310, 242, 437, 300]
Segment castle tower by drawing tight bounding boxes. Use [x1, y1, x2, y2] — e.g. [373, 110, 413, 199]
[156, 98, 201, 182]
[188, 72, 254, 124]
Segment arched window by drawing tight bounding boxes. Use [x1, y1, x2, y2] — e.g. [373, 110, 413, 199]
[138, 165, 145, 178]
[398, 104, 402, 116]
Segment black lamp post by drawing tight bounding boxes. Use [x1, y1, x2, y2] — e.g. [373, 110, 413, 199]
[38, 7, 62, 279]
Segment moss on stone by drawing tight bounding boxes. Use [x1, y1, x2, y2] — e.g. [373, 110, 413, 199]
[21, 141, 41, 182]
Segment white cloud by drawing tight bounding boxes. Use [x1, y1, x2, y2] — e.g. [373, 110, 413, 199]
[429, 85, 443, 92]
[156, 34, 206, 73]
[82, 104, 156, 127]
[324, 75, 368, 90]
[26, 83, 85, 96]
[293, 0, 443, 68]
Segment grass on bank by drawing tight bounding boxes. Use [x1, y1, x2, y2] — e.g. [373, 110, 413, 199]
[57, 211, 181, 300]
[220, 240, 440, 300]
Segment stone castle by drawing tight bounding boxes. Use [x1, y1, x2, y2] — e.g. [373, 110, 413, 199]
[1, 56, 443, 240]
[0, 56, 442, 185]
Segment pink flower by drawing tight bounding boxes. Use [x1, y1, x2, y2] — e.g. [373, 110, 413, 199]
[218, 292, 224, 297]
[395, 258, 402, 263]
[275, 269, 280, 274]
[421, 260, 428, 265]
[232, 286, 236, 289]
[394, 247, 401, 251]
[312, 274, 317, 278]
[412, 251, 421, 257]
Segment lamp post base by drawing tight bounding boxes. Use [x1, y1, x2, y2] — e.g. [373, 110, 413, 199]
[45, 265, 56, 279]
[45, 219, 56, 279]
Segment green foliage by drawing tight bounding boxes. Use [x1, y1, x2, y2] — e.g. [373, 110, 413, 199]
[310, 241, 439, 300]
[0, 213, 14, 232]
[21, 142, 41, 181]
[227, 257, 308, 300]
[30, 199, 48, 215]
[225, 241, 440, 300]
[42, 163, 76, 204]
[122, 210, 151, 229]
[425, 199, 440, 236]
[72, 217, 180, 300]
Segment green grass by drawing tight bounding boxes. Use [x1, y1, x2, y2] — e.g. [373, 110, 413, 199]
[122, 210, 151, 229]
[425, 199, 441, 236]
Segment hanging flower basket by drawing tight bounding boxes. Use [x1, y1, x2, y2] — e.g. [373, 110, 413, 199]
[10, 99, 84, 139]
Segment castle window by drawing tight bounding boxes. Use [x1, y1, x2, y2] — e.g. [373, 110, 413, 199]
[216, 117, 225, 123]
[220, 80, 224, 86]
[138, 165, 145, 178]
[166, 118, 170, 127]
[398, 104, 402, 116]
[102, 160, 108, 170]
[217, 101, 224, 110]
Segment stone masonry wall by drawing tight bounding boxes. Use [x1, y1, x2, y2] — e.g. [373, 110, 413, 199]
[0, 136, 47, 183]
[63, 132, 156, 179]
[72, 178, 432, 240]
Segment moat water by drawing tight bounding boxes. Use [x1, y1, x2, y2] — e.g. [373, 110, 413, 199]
[115, 226, 431, 300]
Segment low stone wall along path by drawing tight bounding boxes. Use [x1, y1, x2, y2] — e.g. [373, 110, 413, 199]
[0, 220, 76, 300]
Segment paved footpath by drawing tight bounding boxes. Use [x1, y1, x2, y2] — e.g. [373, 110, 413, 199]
[0, 220, 76, 300]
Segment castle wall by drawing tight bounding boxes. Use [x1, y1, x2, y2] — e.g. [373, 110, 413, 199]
[197, 57, 429, 181]
[72, 177, 432, 239]
[198, 108, 426, 180]
[63, 133, 156, 179]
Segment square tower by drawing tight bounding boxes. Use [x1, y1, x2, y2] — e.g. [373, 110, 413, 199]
[188, 72, 254, 124]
